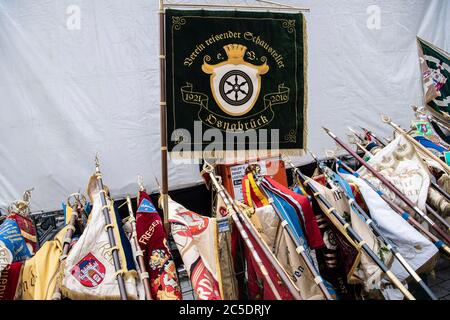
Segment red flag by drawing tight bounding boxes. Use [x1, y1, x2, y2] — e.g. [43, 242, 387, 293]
[0, 262, 23, 300]
[135, 191, 182, 300]
[239, 219, 295, 300]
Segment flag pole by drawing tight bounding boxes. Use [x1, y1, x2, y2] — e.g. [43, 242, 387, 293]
[125, 195, 153, 300]
[95, 156, 128, 300]
[311, 153, 437, 300]
[322, 127, 450, 246]
[159, 0, 169, 232]
[248, 165, 334, 300]
[163, 2, 309, 12]
[51, 192, 86, 300]
[286, 160, 416, 300]
[201, 161, 302, 300]
[381, 114, 450, 174]
[327, 151, 450, 255]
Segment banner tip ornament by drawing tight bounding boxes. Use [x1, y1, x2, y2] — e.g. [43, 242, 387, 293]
[380, 114, 391, 123]
[307, 148, 319, 163]
[8, 187, 35, 217]
[137, 175, 145, 192]
[321, 127, 336, 139]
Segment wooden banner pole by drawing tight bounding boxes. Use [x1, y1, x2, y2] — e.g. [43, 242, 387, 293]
[159, 0, 169, 232]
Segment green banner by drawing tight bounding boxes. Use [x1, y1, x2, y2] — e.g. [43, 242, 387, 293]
[418, 38, 450, 118]
[165, 9, 307, 156]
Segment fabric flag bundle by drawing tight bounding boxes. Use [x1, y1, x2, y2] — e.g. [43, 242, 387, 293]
[360, 132, 450, 220]
[306, 176, 390, 296]
[358, 134, 431, 213]
[0, 214, 36, 273]
[135, 190, 181, 300]
[338, 166, 439, 299]
[19, 200, 93, 300]
[60, 176, 140, 300]
[237, 209, 299, 300]
[214, 195, 299, 300]
[296, 176, 361, 299]
[241, 173, 327, 300]
[168, 198, 222, 300]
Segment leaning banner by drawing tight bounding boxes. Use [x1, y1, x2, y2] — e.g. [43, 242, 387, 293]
[417, 37, 450, 122]
[165, 10, 307, 160]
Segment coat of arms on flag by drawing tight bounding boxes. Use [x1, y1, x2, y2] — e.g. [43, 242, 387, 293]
[202, 44, 269, 116]
[71, 253, 106, 288]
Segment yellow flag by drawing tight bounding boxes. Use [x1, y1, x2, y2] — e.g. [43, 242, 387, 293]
[20, 226, 68, 300]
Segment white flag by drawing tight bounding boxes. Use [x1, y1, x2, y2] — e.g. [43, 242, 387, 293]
[61, 176, 140, 300]
[340, 171, 438, 299]
[358, 134, 431, 212]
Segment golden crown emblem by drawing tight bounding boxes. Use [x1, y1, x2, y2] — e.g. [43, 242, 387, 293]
[224, 44, 247, 61]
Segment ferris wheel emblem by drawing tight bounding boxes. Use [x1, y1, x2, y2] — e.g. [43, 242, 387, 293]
[203, 44, 269, 116]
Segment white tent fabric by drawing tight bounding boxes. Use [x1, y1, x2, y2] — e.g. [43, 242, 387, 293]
[0, 0, 448, 212]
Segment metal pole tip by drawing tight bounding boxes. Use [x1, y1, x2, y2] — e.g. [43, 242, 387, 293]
[94, 153, 100, 170]
[307, 149, 319, 162]
[381, 114, 391, 123]
[325, 149, 335, 158]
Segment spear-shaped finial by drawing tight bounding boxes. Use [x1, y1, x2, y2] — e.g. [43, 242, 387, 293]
[322, 126, 337, 138]
[95, 153, 100, 173]
[347, 126, 365, 142]
[281, 153, 294, 168]
[307, 148, 319, 163]
[137, 175, 145, 192]
[154, 176, 162, 194]
[347, 126, 358, 135]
